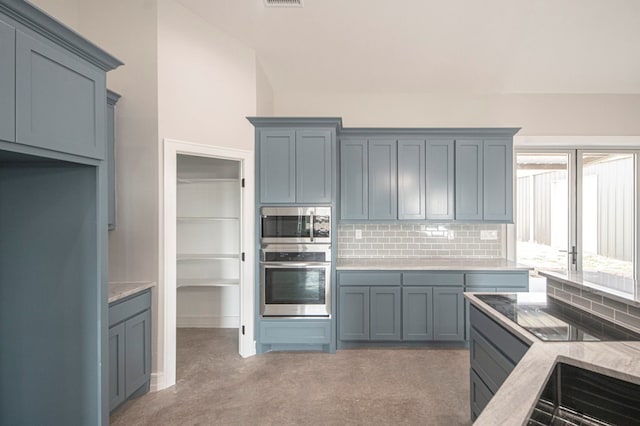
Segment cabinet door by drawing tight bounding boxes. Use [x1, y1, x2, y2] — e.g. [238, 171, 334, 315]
[339, 286, 370, 340]
[426, 139, 454, 220]
[368, 140, 397, 220]
[0, 17, 15, 142]
[370, 286, 401, 341]
[483, 139, 513, 222]
[15, 30, 106, 159]
[402, 287, 433, 340]
[340, 139, 368, 220]
[259, 129, 296, 203]
[124, 310, 151, 398]
[296, 129, 332, 203]
[109, 323, 125, 411]
[433, 287, 464, 341]
[455, 140, 483, 220]
[397, 139, 426, 220]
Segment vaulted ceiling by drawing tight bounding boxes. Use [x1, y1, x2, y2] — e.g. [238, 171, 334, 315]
[177, 0, 640, 95]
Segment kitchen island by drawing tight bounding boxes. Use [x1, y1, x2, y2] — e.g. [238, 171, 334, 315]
[467, 291, 640, 425]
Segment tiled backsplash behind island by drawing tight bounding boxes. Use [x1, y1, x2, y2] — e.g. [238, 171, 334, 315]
[338, 224, 505, 259]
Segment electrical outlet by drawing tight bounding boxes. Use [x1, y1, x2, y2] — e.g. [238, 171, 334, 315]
[448, 231, 455, 240]
[355, 229, 362, 240]
[480, 230, 498, 240]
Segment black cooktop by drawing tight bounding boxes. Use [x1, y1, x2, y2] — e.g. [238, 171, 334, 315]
[476, 293, 640, 342]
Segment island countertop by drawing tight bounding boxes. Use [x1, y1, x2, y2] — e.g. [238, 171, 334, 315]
[336, 257, 529, 271]
[108, 281, 156, 304]
[466, 292, 640, 425]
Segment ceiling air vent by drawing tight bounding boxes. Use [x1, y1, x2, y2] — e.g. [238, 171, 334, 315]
[264, 0, 304, 7]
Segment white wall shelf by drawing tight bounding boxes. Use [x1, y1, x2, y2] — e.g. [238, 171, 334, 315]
[177, 253, 239, 260]
[178, 177, 239, 184]
[176, 154, 241, 327]
[177, 278, 240, 288]
[177, 216, 239, 221]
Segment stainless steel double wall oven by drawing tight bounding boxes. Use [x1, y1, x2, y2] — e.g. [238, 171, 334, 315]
[260, 207, 332, 317]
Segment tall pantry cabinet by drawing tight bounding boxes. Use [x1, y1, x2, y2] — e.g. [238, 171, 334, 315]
[176, 155, 242, 328]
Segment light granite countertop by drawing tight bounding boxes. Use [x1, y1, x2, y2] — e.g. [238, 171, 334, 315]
[539, 269, 640, 307]
[336, 257, 530, 271]
[466, 292, 640, 426]
[108, 281, 156, 304]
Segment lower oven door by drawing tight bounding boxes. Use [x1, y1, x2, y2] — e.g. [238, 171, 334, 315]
[260, 262, 331, 317]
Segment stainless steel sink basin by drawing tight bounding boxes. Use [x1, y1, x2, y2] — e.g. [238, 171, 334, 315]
[528, 363, 640, 425]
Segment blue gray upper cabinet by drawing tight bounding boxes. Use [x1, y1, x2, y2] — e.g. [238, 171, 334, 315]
[483, 139, 513, 221]
[426, 139, 455, 220]
[455, 137, 514, 222]
[0, 16, 14, 142]
[250, 118, 340, 204]
[398, 139, 426, 220]
[259, 129, 296, 203]
[340, 138, 368, 220]
[455, 139, 484, 221]
[368, 139, 397, 220]
[296, 129, 332, 203]
[15, 30, 106, 159]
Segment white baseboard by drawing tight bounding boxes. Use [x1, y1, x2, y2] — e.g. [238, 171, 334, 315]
[177, 315, 239, 328]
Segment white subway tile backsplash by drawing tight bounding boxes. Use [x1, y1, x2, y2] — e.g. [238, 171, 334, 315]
[337, 223, 503, 259]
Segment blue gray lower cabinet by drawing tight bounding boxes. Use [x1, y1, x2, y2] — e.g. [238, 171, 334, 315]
[259, 319, 332, 353]
[469, 305, 530, 420]
[339, 286, 402, 341]
[433, 287, 465, 341]
[338, 270, 528, 346]
[108, 290, 151, 413]
[338, 271, 466, 343]
[402, 287, 433, 340]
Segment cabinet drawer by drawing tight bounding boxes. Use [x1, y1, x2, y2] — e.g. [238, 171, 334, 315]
[470, 305, 529, 364]
[338, 271, 401, 286]
[109, 290, 151, 327]
[260, 320, 331, 344]
[470, 327, 515, 393]
[465, 272, 528, 288]
[470, 368, 494, 418]
[403, 272, 464, 286]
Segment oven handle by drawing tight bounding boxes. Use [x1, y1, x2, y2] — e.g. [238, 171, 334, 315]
[260, 261, 330, 268]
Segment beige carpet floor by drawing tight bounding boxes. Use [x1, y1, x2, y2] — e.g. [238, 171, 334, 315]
[110, 328, 471, 426]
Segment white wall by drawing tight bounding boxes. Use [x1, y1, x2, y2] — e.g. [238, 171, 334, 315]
[29, 0, 80, 31]
[256, 61, 274, 116]
[274, 92, 640, 136]
[157, 0, 256, 150]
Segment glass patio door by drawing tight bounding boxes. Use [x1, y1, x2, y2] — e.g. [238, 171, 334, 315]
[516, 152, 575, 272]
[578, 151, 635, 294]
[517, 149, 637, 295]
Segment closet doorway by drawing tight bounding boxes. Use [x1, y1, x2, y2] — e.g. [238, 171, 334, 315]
[163, 139, 255, 390]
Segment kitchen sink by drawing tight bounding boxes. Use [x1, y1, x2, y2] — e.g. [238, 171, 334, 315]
[527, 362, 640, 425]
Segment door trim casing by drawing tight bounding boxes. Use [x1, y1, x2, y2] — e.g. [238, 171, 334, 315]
[158, 138, 256, 391]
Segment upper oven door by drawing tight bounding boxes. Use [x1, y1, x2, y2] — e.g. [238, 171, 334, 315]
[260, 207, 331, 244]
